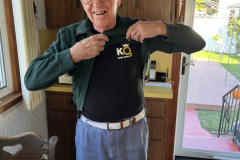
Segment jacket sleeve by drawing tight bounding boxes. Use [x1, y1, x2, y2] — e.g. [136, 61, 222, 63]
[145, 22, 206, 54]
[24, 29, 76, 91]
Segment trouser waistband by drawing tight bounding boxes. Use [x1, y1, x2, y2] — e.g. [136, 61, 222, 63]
[79, 109, 146, 130]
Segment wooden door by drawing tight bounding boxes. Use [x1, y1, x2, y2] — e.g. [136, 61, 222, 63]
[48, 110, 77, 160]
[46, 92, 78, 160]
[66, 0, 86, 25]
[45, 0, 85, 29]
[118, 0, 173, 22]
[148, 140, 165, 160]
[145, 98, 168, 160]
[45, 0, 65, 28]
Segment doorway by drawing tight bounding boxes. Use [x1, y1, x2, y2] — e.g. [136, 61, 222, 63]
[175, 0, 240, 159]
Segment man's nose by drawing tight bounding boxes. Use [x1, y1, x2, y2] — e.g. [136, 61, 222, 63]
[93, 0, 104, 7]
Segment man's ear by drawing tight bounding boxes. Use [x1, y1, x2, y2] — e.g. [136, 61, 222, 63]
[117, 0, 122, 7]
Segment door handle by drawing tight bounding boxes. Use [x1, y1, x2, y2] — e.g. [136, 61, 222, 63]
[183, 63, 195, 66]
[182, 56, 195, 75]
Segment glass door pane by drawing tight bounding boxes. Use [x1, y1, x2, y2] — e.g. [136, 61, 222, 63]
[176, 0, 240, 159]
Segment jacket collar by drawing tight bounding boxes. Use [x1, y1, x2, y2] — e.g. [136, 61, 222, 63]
[76, 17, 92, 36]
[76, 14, 130, 37]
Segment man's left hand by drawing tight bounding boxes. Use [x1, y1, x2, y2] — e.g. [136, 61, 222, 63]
[126, 21, 168, 43]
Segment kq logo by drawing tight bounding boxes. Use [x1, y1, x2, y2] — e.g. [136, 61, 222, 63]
[116, 43, 133, 59]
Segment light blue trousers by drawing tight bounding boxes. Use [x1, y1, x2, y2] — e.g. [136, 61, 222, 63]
[75, 116, 149, 160]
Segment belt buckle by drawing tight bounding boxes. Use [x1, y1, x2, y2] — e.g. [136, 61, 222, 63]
[107, 121, 124, 130]
[107, 122, 117, 130]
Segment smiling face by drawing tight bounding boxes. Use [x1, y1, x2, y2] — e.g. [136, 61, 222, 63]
[81, 0, 121, 33]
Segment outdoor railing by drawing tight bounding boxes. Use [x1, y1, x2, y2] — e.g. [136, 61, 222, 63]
[218, 84, 240, 149]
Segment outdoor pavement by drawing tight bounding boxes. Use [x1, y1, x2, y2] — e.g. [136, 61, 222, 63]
[184, 60, 240, 152]
[184, 109, 240, 152]
[187, 60, 238, 110]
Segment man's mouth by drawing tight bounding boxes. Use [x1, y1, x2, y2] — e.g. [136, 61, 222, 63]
[93, 11, 107, 15]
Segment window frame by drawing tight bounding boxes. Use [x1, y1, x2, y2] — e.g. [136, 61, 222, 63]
[0, 0, 22, 114]
[0, 2, 14, 98]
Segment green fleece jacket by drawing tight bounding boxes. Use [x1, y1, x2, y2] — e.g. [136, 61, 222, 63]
[24, 15, 205, 116]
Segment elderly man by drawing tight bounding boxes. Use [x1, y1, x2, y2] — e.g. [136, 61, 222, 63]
[24, 0, 205, 159]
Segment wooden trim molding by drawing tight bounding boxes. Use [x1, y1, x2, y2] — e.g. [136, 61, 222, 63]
[165, 53, 182, 160]
[165, 0, 186, 159]
[0, 92, 22, 114]
[0, 0, 22, 113]
[4, 0, 21, 92]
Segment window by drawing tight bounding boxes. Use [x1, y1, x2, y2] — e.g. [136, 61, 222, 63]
[0, 0, 21, 114]
[0, 0, 13, 98]
[0, 32, 7, 89]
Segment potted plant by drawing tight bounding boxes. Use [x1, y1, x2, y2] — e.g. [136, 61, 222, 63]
[227, 17, 240, 54]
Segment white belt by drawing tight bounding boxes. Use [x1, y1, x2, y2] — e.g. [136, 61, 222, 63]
[80, 109, 146, 130]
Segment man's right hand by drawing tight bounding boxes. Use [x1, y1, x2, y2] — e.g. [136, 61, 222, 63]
[70, 34, 109, 63]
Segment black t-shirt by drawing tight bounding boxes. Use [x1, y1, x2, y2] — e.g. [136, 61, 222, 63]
[82, 41, 144, 122]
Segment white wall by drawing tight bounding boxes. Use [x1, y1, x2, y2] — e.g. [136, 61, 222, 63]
[0, 95, 48, 138]
[194, 18, 236, 54]
[34, 0, 47, 30]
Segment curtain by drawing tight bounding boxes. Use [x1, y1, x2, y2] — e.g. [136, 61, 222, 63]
[19, 0, 42, 111]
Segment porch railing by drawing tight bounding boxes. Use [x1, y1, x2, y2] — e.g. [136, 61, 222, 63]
[218, 84, 240, 149]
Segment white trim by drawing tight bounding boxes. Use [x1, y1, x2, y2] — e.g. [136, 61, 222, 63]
[184, 0, 196, 28]
[0, 0, 13, 98]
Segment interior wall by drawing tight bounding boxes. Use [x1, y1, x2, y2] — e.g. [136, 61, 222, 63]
[145, 51, 173, 80]
[0, 95, 48, 138]
[0, 0, 48, 139]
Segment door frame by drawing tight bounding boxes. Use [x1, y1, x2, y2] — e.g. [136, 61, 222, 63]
[174, 0, 240, 159]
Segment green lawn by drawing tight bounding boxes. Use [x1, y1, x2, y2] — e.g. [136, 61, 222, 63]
[197, 109, 239, 133]
[193, 51, 240, 79]
[192, 51, 240, 133]
[196, 110, 221, 132]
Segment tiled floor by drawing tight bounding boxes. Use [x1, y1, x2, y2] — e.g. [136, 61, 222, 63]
[184, 60, 240, 152]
